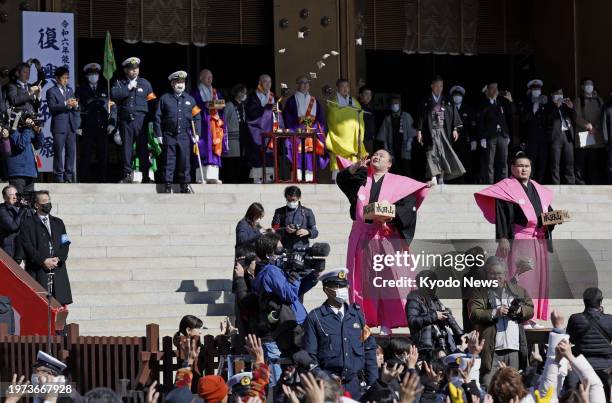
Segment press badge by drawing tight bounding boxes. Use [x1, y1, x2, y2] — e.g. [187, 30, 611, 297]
[61, 234, 71, 245]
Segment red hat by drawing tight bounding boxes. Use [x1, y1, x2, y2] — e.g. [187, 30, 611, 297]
[198, 375, 229, 402]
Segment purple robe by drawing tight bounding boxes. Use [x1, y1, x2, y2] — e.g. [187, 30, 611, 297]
[282, 95, 329, 171]
[245, 92, 285, 168]
[191, 88, 228, 167]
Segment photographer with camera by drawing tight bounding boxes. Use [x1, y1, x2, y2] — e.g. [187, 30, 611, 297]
[250, 232, 321, 389]
[4, 61, 45, 194]
[7, 59, 45, 115]
[406, 270, 464, 361]
[272, 186, 318, 251]
[0, 185, 30, 259]
[233, 244, 258, 353]
[468, 256, 534, 387]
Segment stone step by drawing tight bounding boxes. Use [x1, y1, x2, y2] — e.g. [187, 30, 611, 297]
[70, 279, 233, 294]
[73, 290, 234, 306]
[69, 303, 234, 321]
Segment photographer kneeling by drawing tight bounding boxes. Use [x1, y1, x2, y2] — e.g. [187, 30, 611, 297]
[251, 232, 320, 388]
[406, 270, 464, 361]
[468, 256, 534, 387]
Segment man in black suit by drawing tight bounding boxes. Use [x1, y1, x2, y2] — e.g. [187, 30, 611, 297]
[17, 191, 72, 306]
[76, 63, 116, 182]
[0, 185, 29, 258]
[6, 60, 46, 114]
[477, 81, 516, 183]
[47, 67, 80, 183]
[546, 86, 576, 184]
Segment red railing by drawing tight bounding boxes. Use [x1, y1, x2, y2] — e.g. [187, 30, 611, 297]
[0, 249, 67, 335]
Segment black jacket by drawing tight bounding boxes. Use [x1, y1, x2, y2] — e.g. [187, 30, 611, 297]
[416, 94, 462, 149]
[76, 82, 117, 129]
[520, 98, 548, 144]
[17, 214, 72, 305]
[477, 97, 515, 139]
[566, 308, 612, 370]
[405, 290, 463, 353]
[601, 100, 612, 145]
[0, 203, 29, 258]
[271, 204, 318, 251]
[546, 103, 576, 143]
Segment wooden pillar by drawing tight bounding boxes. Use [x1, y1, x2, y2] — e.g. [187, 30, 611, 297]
[273, 0, 363, 98]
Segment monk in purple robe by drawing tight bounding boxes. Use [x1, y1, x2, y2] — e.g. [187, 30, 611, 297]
[191, 69, 227, 184]
[245, 74, 285, 183]
[282, 75, 329, 181]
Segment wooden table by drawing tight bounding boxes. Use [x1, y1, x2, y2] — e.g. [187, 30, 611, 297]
[261, 130, 319, 183]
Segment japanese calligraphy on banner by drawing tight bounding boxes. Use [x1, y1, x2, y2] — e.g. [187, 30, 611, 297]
[22, 11, 75, 173]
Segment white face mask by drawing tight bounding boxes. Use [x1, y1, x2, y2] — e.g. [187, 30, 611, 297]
[584, 84, 594, 94]
[453, 95, 463, 105]
[390, 104, 401, 113]
[552, 94, 564, 104]
[286, 201, 299, 209]
[334, 287, 349, 304]
[31, 373, 40, 385]
[87, 74, 99, 85]
[531, 89, 541, 98]
[173, 83, 185, 94]
[239, 94, 247, 102]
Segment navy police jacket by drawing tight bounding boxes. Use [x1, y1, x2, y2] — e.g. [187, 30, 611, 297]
[154, 92, 202, 138]
[111, 77, 155, 120]
[303, 302, 378, 385]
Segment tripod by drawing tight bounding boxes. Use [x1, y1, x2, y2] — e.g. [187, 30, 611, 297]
[46, 271, 55, 352]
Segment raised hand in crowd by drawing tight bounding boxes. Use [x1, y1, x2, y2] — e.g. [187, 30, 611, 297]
[381, 362, 405, 384]
[244, 334, 264, 364]
[5, 374, 29, 403]
[407, 344, 419, 369]
[179, 335, 200, 366]
[299, 371, 325, 403]
[550, 309, 565, 329]
[399, 371, 423, 403]
[145, 380, 159, 403]
[467, 330, 485, 356]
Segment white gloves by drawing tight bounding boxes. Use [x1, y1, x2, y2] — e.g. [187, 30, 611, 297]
[107, 125, 115, 135]
[113, 132, 122, 146]
[156, 137, 163, 145]
[505, 137, 511, 146]
[470, 141, 477, 152]
[77, 129, 83, 136]
[480, 139, 487, 149]
[127, 80, 138, 90]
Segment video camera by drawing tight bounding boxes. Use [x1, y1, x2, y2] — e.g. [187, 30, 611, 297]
[507, 298, 525, 321]
[271, 242, 330, 276]
[8, 109, 43, 133]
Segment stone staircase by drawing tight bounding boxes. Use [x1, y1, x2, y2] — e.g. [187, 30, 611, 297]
[34, 184, 612, 336]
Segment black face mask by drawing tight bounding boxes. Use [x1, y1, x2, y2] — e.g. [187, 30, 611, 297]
[39, 202, 52, 215]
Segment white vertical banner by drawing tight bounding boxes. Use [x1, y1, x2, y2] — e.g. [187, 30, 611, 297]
[22, 11, 75, 173]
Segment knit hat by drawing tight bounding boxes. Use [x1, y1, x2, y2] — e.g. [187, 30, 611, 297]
[197, 375, 229, 402]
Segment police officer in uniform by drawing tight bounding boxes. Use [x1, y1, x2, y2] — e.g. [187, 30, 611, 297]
[154, 71, 201, 193]
[76, 63, 116, 182]
[111, 57, 156, 183]
[302, 268, 378, 400]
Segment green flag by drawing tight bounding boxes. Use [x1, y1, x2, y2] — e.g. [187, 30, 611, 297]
[103, 31, 116, 81]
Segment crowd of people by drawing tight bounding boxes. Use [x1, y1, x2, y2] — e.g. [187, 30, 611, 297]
[0, 56, 611, 402]
[2, 57, 612, 190]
